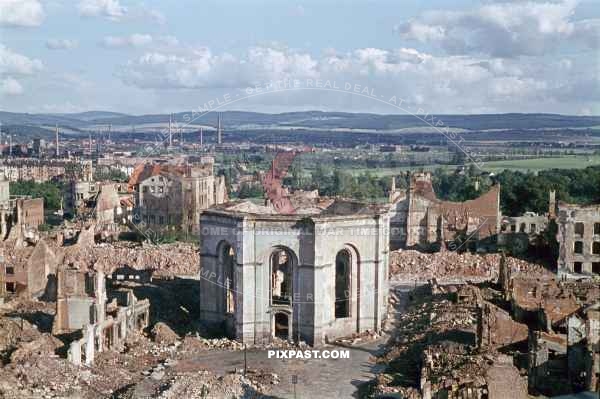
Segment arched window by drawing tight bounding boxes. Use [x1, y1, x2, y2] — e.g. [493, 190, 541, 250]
[220, 242, 236, 314]
[335, 250, 351, 318]
[271, 248, 293, 305]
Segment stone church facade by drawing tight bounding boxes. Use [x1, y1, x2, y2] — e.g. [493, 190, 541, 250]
[198, 200, 390, 346]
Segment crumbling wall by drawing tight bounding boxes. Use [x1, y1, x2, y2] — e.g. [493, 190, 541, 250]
[478, 301, 529, 350]
[391, 172, 500, 251]
[16, 198, 44, 231]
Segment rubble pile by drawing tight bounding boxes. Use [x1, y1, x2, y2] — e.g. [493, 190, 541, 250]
[155, 370, 276, 399]
[333, 329, 381, 345]
[152, 322, 180, 346]
[375, 284, 485, 398]
[178, 335, 308, 354]
[64, 242, 200, 276]
[389, 249, 550, 282]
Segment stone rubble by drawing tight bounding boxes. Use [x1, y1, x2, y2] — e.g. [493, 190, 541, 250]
[389, 249, 551, 283]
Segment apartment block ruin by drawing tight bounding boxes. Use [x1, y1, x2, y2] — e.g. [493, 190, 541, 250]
[556, 201, 600, 277]
[389, 172, 500, 251]
[199, 198, 390, 346]
[53, 266, 150, 366]
[130, 159, 227, 234]
[0, 177, 44, 242]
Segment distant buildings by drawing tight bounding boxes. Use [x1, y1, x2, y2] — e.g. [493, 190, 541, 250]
[0, 158, 93, 183]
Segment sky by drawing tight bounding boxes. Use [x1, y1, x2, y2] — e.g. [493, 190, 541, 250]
[0, 0, 598, 115]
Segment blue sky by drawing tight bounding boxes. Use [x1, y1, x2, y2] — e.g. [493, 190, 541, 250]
[0, 0, 598, 115]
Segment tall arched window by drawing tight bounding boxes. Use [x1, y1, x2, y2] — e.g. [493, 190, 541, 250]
[271, 248, 293, 305]
[335, 250, 351, 318]
[220, 242, 236, 314]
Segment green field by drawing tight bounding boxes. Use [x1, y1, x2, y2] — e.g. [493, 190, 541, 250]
[342, 155, 600, 177]
[479, 155, 600, 172]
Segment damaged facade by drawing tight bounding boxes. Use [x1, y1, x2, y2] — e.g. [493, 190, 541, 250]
[556, 201, 600, 277]
[130, 159, 227, 234]
[389, 172, 500, 251]
[52, 266, 150, 366]
[498, 212, 549, 255]
[199, 198, 389, 346]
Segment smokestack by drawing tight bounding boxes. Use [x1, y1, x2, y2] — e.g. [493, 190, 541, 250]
[200, 127, 203, 147]
[9, 134, 12, 158]
[88, 132, 92, 154]
[55, 124, 59, 157]
[217, 113, 222, 145]
[108, 124, 111, 142]
[168, 114, 172, 147]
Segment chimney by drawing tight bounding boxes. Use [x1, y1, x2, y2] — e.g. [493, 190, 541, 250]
[217, 113, 222, 145]
[168, 114, 172, 147]
[55, 124, 59, 157]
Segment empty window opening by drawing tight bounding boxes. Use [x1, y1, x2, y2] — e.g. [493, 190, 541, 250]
[5, 282, 16, 293]
[574, 241, 584, 254]
[592, 263, 600, 275]
[335, 250, 351, 319]
[574, 262, 583, 274]
[519, 223, 526, 233]
[594, 223, 600, 235]
[271, 249, 293, 305]
[274, 312, 290, 341]
[221, 243, 236, 314]
[593, 242, 600, 255]
[575, 222, 585, 236]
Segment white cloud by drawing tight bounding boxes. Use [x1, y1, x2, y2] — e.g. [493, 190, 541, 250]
[100, 34, 180, 49]
[46, 39, 79, 50]
[78, 0, 126, 21]
[0, 0, 44, 27]
[115, 44, 598, 114]
[1, 78, 23, 95]
[0, 45, 43, 75]
[101, 34, 153, 48]
[117, 46, 319, 89]
[395, 0, 599, 57]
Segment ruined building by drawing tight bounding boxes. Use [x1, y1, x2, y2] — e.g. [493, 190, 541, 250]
[199, 199, 390, 346]
[556, 201, 600, 277]
[0, 177, 44, 242]
[389, 172, 500, 251]
[63, 180, 132, 227]
[53, 266, 150, 366]
[498, 212, 550, 255]
[0, 239, 57, 297]
[129, 159, 227, 234]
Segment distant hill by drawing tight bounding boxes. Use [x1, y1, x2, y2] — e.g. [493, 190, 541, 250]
[1, 110, 599, 134]
[50, 111, 128, 122]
